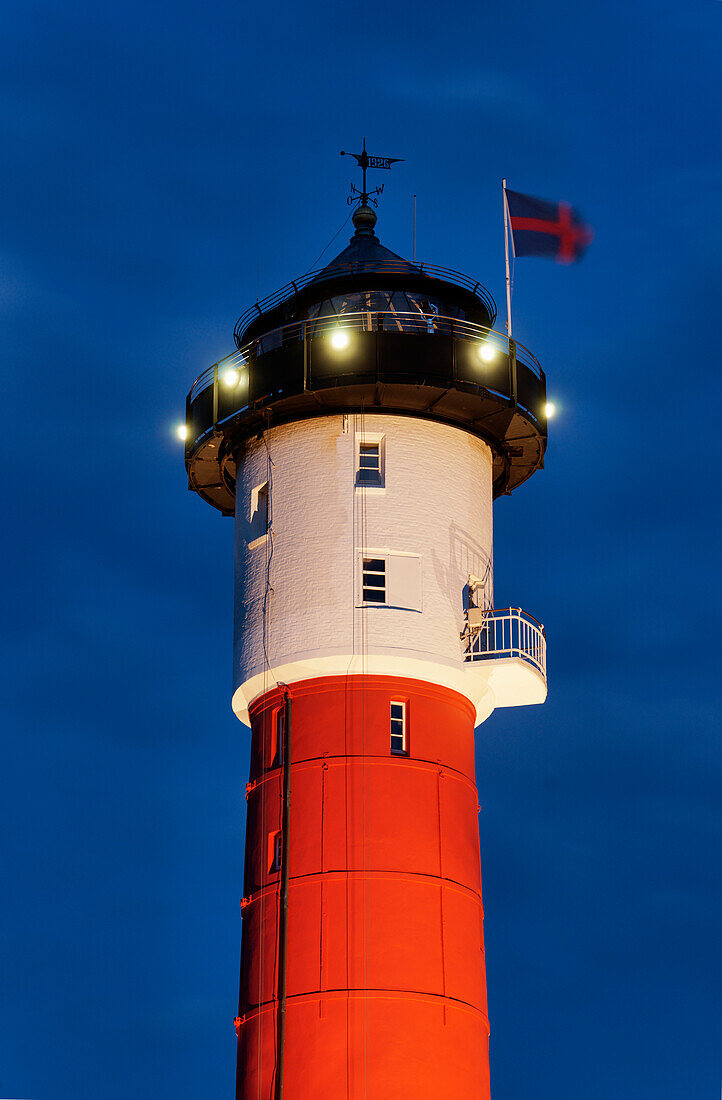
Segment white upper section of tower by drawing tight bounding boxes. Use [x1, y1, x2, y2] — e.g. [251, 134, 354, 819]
[231, 413, 543, 725]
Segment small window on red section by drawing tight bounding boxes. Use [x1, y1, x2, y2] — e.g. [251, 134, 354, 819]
[269, 831, 282, 874]
[273, 706, 285, 769]
[390, 700, 408, 755]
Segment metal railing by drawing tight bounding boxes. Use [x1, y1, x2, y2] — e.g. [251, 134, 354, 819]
[463, 608, 546, 680]
[234, 259, 496, 344]
[189, 311, 543, 404]
[190, 349, 249, 404]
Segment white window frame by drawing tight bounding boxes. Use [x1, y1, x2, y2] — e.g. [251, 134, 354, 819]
[356, 550, 423, 612]
[390, 700, 407, 755]
[360, 555, 387, 604]
[355, 432, 385, 488]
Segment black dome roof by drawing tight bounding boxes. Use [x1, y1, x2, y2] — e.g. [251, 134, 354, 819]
[236, 207, 496, 346]
[312, 203, 420, 276]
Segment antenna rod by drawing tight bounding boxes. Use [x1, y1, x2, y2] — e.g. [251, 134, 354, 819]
[503, 178, 512, 337]
[413, 194, 417, 261]
[361, 137, 367, 201]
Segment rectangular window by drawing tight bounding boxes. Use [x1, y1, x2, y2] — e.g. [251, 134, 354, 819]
[273, 706, 285, 768]
[249, 481, 270, 545]
[270, 831, 282, 873]
[258, 483, 269, 532]
[362, 557, 386, 603]
[358, 442, 380, 483]
[390, 701, 407, 755]
[356, 434, 385, 487]
[356, 551, 422, 610]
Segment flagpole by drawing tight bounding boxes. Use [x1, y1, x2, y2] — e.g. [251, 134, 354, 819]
[502, 178, 512, 338]
[413, 194, 417, 261]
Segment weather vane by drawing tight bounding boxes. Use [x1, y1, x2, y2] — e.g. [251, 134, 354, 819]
[340, 137, 404, 207]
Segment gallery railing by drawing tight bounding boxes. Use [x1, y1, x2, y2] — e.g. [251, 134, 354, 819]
[233, 259, 496, 344]
[463, 608, 547, 681]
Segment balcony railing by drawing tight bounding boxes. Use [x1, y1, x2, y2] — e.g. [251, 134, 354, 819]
[464, 608, 546, 681]
[234, 259, 496, 344]
[184, 309, 548, 511]
[189, 311, 543, 405]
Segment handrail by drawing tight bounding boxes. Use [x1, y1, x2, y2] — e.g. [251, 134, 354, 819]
[189, 313, 543, 404]
[464, 607, 546, 680]
[233, 259, 496, 345]
[189, 349, 248, 403]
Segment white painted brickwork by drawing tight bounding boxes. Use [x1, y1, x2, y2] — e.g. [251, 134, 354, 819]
[232, 414, 507, 722]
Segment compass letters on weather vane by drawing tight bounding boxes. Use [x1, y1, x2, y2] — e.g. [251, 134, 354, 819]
[340, 138, 404, 206]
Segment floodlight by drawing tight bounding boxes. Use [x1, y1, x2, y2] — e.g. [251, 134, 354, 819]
[331, 330, 350, 349]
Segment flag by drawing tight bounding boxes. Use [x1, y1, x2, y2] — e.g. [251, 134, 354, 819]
[505, 188, 593, 263]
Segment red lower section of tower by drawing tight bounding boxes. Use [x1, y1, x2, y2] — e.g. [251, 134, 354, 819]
[236, 675, 490, 1099]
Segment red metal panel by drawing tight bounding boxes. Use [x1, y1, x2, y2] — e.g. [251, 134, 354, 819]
[236, 675, 490, 1100]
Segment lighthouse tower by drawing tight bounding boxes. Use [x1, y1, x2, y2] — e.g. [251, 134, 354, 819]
[183, 159, 548, 1099]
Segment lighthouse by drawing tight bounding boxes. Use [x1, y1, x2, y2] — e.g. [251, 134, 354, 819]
[183, 152, 548, 1098]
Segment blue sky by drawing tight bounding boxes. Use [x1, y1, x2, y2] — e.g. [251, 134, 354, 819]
[1, 0, 720, 1097]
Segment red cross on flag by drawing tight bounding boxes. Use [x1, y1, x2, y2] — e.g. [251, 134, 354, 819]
[505, 188, 594, 263]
